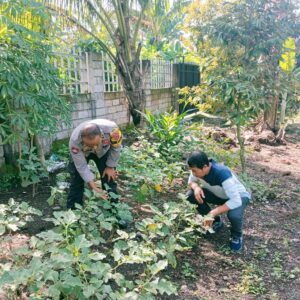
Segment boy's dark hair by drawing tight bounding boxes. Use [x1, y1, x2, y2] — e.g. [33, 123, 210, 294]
[81, 123, 101, 139]
[187, 151, 209, 169]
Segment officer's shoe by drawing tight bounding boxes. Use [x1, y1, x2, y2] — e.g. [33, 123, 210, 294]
[230, 236, 243, 252]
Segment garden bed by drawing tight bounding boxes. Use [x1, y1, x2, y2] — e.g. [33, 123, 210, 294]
[0, 122, 299, 299]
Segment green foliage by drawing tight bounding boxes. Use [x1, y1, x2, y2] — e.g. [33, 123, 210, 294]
[182, 0, 300, 171]
[118, 137, 185, 202]
[237, 263, 267, 296]
[185, 127, 240, 170]
[0, 198, 42, 236]
[142, 109, 187, 158]
[18, 147, 48, 188]
[240, 174, 279, 202]
[47, 186, 68, 207]
[141, 1, 191, 60]
[0, 165, 19, 192]
[0, 0, 70, 144]
[0, 192, 208, 299]
[181, 262, 197, 279]
[51, 139, 70, 161]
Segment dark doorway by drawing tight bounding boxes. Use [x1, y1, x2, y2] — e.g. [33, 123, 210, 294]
[174, 61, 200, 114]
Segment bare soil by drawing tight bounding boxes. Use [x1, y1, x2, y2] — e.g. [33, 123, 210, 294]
[0, 122, 299, 300]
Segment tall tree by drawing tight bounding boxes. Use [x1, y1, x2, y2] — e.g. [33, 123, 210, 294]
[44, 0, 186, 125]
[141, 0, 191, 60]
[185, 0, 299, 130]
[182, 0, 299, 171]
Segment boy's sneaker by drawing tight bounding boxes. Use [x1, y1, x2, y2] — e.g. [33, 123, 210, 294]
[230, 236, 243, 252]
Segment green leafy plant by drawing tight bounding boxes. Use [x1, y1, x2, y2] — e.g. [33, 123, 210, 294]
[0, 166, 19, 192]
[0, 0, 70, 166]
[181, 262, 197, 279]
[237, 263, 267, 296]
[47, 186, 68, 208]
[0, 192, 208, 299]
[17, 147, 48, 196]
[142, 109, 187, 158]
[240, 174, 279, 202]
[0, 199, 42, 236]
[118, 137, 185, 202]
[271, 251, 284, 280]
[51, 139, 70, 162]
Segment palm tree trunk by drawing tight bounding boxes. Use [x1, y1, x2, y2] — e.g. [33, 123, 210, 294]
[236, 123, 246, 174]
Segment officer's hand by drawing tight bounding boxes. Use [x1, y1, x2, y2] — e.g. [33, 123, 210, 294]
[93, 186, 108, 200]
[102, 167, 117, 181]
[194, 186, 204, 204]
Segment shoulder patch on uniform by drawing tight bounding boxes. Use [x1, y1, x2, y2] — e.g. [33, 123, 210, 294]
[103, 138, 110, 145]
[71, 146, 80, 154]
[110, 128, 122, 147]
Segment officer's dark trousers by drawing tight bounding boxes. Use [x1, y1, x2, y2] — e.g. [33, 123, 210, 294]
[67, 152, 118, 209]
[186, 189, 250, 239]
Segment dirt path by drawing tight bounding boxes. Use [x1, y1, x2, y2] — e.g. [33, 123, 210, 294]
[167, 122, 300, 300]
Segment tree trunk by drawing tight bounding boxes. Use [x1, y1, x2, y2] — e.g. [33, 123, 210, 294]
[116, 50, 146, 126]
[236, 123, 246, 174]
[3, 144, 15, 165]
[264, 94, 279, 132]
[33, 135, 45, 164]
[279, 91, 287, 125]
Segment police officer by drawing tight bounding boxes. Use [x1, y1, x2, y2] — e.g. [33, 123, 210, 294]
[67, 119, 122, 209]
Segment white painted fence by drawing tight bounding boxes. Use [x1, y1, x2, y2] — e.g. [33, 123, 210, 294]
[51, 48, 174, 94]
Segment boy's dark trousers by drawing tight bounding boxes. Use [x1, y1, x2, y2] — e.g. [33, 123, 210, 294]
[186, 189, 250, 239]
[67, 152, 118, 209]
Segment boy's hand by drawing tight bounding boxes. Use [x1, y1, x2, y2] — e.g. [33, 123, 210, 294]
[202, 218, 214, 229]
[194, 186, 205, 204]
[202, 214, 215, 230]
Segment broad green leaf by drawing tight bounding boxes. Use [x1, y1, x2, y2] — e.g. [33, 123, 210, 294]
[83, 285, 96, 297]
[0, 225, 6, 235]
[48, 285, 61, 298]
[7, 223, 18, 231]
[74, 235, 93, 249]
[149, 260, 168, 275]
[156, 278, 177, 295]
[89, 252, 106, 261]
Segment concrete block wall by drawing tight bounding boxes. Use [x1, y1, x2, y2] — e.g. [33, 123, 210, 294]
[0, 53, 178, 163]
[145, 88, 176, 113]
[103, 92, 129, 125]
